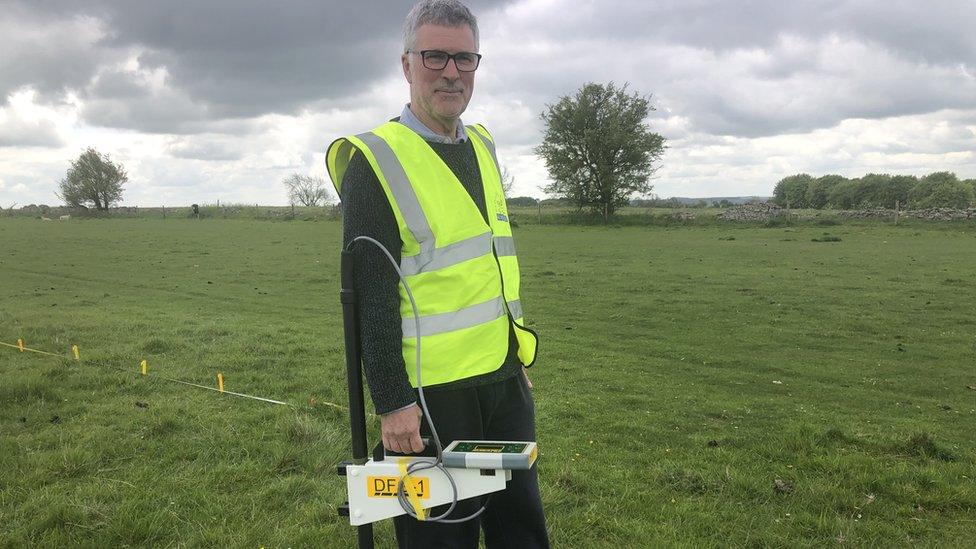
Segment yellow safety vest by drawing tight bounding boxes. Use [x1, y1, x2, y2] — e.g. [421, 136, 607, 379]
[327, 121, 538, 387]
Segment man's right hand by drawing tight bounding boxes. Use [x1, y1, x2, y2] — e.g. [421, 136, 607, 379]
[380, 403, 425, 454]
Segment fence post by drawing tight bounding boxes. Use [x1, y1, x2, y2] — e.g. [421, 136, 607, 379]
[538, 202, 542, 225]
[895, 200, 900, 225]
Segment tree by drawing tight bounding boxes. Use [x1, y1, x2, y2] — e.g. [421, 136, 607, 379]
[806, 174, 847, 209]
[855, 173, 893, 207]
[909, 171, 973, 208]
[507, 196, 539, 207]
[58, 148, 127, 210]
[772, 174, 812, 208]
[964, 179, 976, 205]
[826, 179, 861, 209]
[499, 165, 515, 195]
[881, 175, 916, 209]
[536, 82, 666, 221]
[283, 174, 332, 207]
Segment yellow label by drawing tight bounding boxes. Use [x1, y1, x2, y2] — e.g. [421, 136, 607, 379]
[367, 476, 430, 499]
[529, 446, 538, 464]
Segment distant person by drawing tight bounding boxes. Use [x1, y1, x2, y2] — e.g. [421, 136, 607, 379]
[325, 0, 548, 547]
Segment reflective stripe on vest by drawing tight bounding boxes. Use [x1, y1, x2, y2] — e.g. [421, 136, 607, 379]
[355, 132, 435, 258]
[493, 236, 516, 257]
[402, 296, 506, 338]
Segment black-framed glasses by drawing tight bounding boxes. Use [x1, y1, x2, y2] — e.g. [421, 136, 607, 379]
[408, 49, 482, 72]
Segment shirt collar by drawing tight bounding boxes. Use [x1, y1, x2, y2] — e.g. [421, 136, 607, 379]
[399, 104, 468, 144]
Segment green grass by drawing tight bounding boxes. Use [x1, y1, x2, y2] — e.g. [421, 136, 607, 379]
[1, 218, 975, 547]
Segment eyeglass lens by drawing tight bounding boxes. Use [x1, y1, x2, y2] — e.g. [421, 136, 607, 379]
[422, 50, 480, 72]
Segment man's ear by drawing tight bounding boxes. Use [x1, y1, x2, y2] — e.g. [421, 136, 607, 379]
[401, 53, 412, 84]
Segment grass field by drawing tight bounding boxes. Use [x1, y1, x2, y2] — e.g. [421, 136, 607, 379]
[1, 217, 974, 547]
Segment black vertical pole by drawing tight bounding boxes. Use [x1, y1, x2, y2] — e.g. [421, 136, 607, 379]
[340, 248, 374, 549]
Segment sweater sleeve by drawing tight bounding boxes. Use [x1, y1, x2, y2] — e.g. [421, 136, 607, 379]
[340, 150, 416, 414]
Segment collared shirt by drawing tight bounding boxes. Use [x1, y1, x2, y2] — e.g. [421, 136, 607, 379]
[399, 104, 468, 144]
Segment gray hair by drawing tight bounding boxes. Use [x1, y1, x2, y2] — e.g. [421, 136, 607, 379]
[403, 0, 479, 52]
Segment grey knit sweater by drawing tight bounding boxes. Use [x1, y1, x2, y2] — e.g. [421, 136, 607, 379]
[340, 133, 522, 414]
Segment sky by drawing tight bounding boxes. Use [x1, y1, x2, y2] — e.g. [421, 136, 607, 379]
[1, 0, 974, 207]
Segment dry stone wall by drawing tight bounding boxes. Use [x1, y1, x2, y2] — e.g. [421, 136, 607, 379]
[838, 208, 975, 220]
[717, 204, 975, 222]
[717, 203, 784, 221]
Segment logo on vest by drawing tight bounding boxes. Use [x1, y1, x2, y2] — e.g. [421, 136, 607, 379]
[496, 213, 509, 222]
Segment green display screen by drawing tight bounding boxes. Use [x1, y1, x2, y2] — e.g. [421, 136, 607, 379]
[453, 442, 528, 454]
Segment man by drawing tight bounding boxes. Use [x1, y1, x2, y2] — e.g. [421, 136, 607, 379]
[325, 1, 549, 547]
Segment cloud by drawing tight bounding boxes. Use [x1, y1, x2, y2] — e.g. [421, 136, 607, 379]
[0, 112, 64, 148]
[3, 0, 510, 133]
[166, 136, 245, 161]
[1, 0, 975, 205]
[79, 65, 212, 134]
[0, 7, 118, 104]
[0, 91, 66, 148]
[654, 108, 976, 198]
[6, 0, 974, 139]
[481, 2, 976, 138]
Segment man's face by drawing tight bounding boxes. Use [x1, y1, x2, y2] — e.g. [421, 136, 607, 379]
[401, 23, 477, 133]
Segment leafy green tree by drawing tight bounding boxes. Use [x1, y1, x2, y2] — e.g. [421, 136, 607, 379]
[881, 175, 916, 209]
[827, 179, 861, 209]
[806, 174, 847, 209]
[507, 196, 539, 207]
[58, 148, 127, 210]
[856, 173, 892, 207]
[909, 172, 973, 208]
[963, 179, 976, 205]
[536, 82, 666, 220]
[772, 174, 813, 208]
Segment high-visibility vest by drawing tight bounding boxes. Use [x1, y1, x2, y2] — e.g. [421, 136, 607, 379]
[327, 121, 538, 387]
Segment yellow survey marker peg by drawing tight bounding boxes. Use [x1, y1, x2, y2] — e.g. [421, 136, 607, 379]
[72, 345, 80, 360]
[17, 339, 24, 352]
[217, 373, 225, 393]
[140, 359, 148, 375]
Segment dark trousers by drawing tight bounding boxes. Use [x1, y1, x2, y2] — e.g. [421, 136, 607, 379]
[393, 373, 550, 549]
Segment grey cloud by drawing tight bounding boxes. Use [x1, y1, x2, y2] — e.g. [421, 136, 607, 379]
[4, 0, 510, 132]
[522, 0, 975, 67]
[483, 18, 976, 138]
[167, 136, 244, 161]
[87, 67, 148, 99]
[0, 5, 120, 104]
[3, 0, 974, 143]
[81, 86, 209, 134]
[0, 114, 64, 148]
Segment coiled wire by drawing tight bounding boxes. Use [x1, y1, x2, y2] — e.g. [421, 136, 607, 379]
[347, 236, 489, 523]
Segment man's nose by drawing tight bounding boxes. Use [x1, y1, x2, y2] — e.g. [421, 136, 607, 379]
[441, 58, 461, 79]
